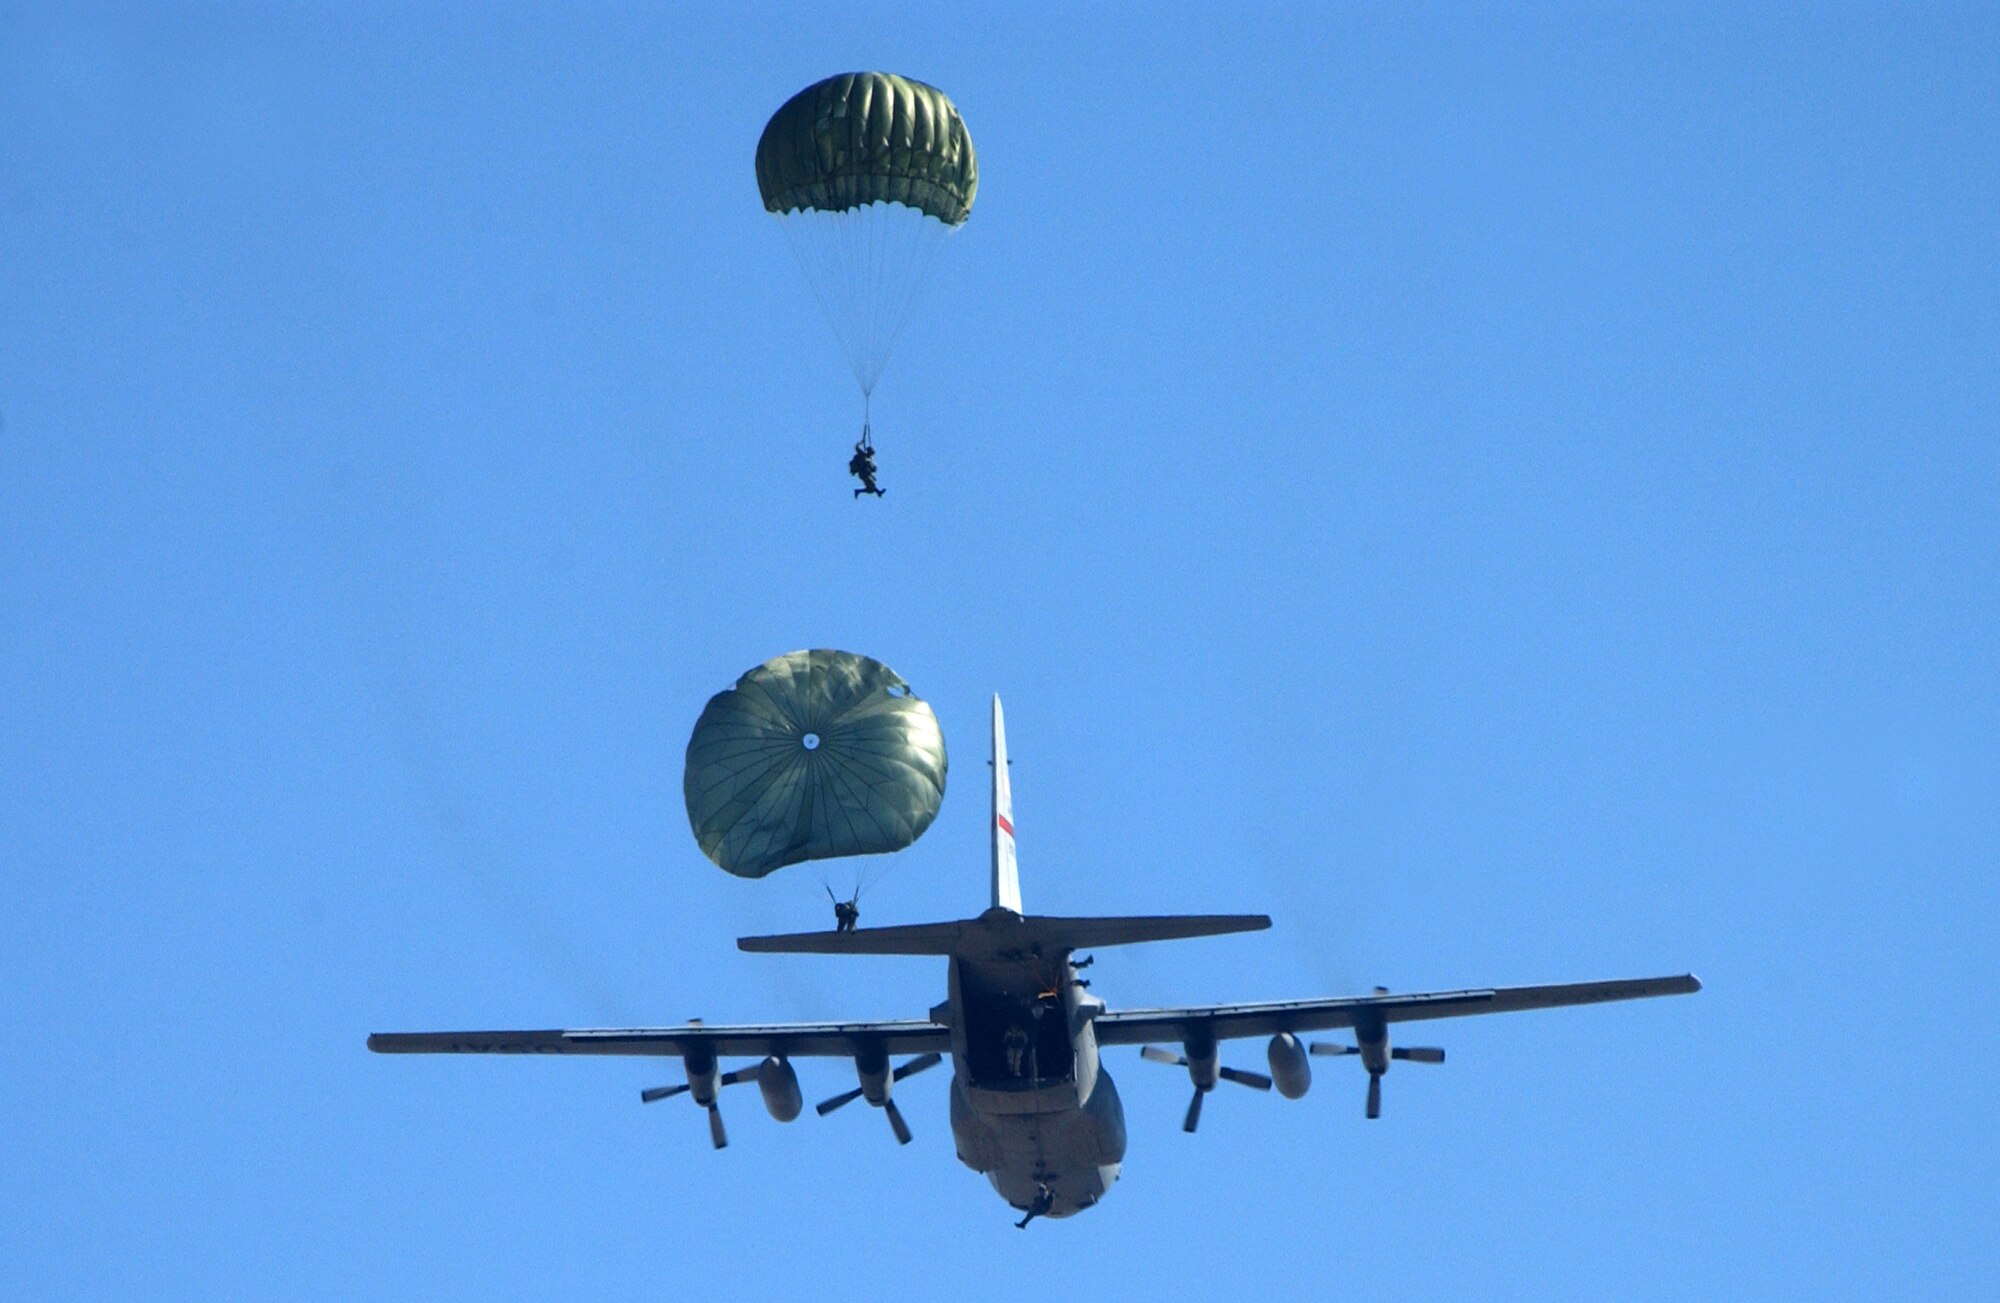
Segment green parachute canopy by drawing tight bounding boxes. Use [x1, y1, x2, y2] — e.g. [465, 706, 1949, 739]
[684, 650, 948, 880]
[755, 72, 977, 225]
[754, 73, 977, 404]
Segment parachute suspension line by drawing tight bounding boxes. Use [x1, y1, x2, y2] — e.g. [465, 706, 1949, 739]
[874, 211, 953, 391]
[816, 861, 873, 911]
[777, 210, 858, 387]
[776, 204, 954, 404]
[846, 847, 893, 902]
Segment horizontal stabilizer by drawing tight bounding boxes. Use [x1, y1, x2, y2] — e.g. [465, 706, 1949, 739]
[740, 908, 1270, 959]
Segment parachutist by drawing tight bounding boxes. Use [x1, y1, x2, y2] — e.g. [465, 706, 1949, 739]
[849, 438, 884, 498]
[1004, 1024, 1029, 1076]
[1015, 1184, 1054, 1229]
[827, 885, 860, 932]
[759, 74, 973, 471]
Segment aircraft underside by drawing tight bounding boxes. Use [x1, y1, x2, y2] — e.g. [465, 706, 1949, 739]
[367, 694, 1700, 1228]
[949, 1068, 1127, 1218]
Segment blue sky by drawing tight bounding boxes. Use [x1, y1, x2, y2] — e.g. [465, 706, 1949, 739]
[2, 5, 1994, 1299]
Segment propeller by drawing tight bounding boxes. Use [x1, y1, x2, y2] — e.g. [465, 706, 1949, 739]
[1139, 1044, 1272, 1133]
[883, 1098, 914, 1146]
[640, 1061, 762, 1149]
[1309, 1041, 1444, 1119]
[815, 1052, 942, 1145]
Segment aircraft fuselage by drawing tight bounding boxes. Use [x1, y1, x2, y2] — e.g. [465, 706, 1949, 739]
[939, 952, 1124, 1218]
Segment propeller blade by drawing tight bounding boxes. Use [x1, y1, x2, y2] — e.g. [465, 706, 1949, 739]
[884, 1098, 914, 1146]
[1308, 1043, 1360, 1057]
[1183, 1087, 1206, 1133]
[1366, 1074, 1382, 1120]
[707, 1103, 728, 1149]
[894, 1052, 942, 1081]
[1141, 1045, 1186, 1066]
[817, 1086, 866, 1116]
[1392, 1047, 1445, 1064]
[1219, 1066, 1273, 1091]
[640, 1084, 690, 1104]
[719, 1064, 762, 1086]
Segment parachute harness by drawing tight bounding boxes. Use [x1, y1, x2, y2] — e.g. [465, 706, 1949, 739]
[850, 408, 883, 496]
[825, 882, 862, 932]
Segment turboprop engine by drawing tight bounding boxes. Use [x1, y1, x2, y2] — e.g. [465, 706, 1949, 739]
[1309, 992, 1445, 1119]
[641, 1050, 802, 1147]
[1140, 1029, 1273, 1132]
[816, 1044, 942, 1145]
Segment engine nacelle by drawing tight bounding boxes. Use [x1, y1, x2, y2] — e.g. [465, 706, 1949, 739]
[1358, 1030, 1390, 1077]
[756, 1056, 802, 1122]
[1266, 1033, 1311, 1099]
[854, 1042, 892, 1105]
[682, 1046, 720, 1106]
[1180, 1029, 1219, 1090]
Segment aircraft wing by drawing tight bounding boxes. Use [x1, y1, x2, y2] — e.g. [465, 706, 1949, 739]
[367, 1018, 951, 1059]
[1090, 974, 1701, 1045]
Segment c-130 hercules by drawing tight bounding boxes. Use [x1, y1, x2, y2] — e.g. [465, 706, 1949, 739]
[370, 697, 1700, 1225]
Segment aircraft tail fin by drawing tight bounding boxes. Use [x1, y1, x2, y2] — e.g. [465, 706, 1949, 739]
[737, 694, 1270, 960]
[991, 694, 1021, 914]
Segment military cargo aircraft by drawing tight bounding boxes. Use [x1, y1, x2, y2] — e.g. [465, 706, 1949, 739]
[370, 696, 1699, 1225]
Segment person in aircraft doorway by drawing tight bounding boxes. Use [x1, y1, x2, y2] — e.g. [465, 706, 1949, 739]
[1004, 1023, 1029, 1076]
